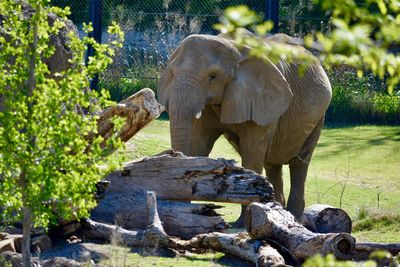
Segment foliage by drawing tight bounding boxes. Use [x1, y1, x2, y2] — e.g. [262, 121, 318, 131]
[326, 72, 400, 124]
[100, 76, 159, 102]
[353, 209, 400, 232]
[216, 2, 400, 95]
[0, 0, 123, 255]
[279, 0, 331, 36]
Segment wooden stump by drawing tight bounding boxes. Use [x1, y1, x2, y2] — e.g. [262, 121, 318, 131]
[95, 88, 163, 145]
[301, 204, 352, 233]
[245, 202, 355, 261]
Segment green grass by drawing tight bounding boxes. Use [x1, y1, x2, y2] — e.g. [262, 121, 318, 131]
[106, 120, 400, 265]
[99, 245, 239, 267]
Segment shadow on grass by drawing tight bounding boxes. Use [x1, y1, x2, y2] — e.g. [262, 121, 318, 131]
[40, 241, 109, 263]
[315, 124, 400, 160]
[130, 246, 253, 267]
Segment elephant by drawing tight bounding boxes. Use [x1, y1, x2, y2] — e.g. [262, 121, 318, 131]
[158, 32, 332, 224]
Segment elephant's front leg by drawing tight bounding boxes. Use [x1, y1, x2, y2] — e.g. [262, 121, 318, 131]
[287, 117, 324, 219]
[189, 106, 223, 156]
[233, 123, 274, 228]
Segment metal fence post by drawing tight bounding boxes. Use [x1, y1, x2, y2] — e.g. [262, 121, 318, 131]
[86, 0, 103, 90]
[265, 0, 279, 33]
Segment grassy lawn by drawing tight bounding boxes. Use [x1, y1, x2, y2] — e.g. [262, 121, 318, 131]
[104, 120, 400, 265]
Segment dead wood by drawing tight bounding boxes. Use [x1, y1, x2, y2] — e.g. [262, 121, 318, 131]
[355, 242, 400, 255]
[301, 204, 352, 233]
[90, 190, 227, 239]
[245, 202, 356, 261]
[95, 88, 163, 145]
[85, 192, 287, 267]
[92, 150, 275, 239]
[105, 150, 274, 204]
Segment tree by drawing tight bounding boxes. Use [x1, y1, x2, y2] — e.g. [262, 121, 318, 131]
[215, 0, 400, 95]
[0, 1, 123, 266]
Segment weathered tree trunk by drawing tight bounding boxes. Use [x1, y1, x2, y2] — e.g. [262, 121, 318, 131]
[85, 192, 287, 267]
[91, 190, 227, 239]
[301, 204, 352, 233]
[105, 150, 274, 204]
[245, 202, 355, 261]
[95, 88, 163, 145]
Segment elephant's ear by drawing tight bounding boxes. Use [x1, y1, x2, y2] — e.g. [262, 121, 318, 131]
[220, 57, 293, 126]
[157, 49, 180, 109]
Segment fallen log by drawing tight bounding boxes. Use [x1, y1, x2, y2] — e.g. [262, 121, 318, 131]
[85, 192, 287, 267]
[90, 190, 227, 239]
[95, 88, 163, 145]
[355, 242, 400, 255]
[106, 150, 274, 204]
[245, 202, 356, 261]
[301, 204, 352, 233]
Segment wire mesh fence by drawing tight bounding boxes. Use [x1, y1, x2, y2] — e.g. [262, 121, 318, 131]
[53, 0, 332, 102]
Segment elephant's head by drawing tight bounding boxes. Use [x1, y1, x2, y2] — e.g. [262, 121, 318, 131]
[158, 34, 293, 155]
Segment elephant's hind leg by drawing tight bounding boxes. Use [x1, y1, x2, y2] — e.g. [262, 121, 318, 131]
[265, 164, 285, 206]
[287, 117, 324, 219]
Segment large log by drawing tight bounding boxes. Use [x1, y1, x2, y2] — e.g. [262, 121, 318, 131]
[245, 202, 356, 261]
[95, 88, 163, 145]
[105, 150, 274, 204]
[90, 190, 227, 239]
[85, 192, 287, 267]
[301, 204, 352, 233]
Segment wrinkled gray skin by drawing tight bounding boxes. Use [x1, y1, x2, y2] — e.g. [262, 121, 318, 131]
[158, 33, 332, 223]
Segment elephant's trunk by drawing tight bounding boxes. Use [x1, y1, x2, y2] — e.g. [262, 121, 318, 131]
[168, 80, 204, 155]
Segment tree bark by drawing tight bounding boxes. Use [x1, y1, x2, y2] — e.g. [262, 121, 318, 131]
[301, 204, 352, 233]
[245, 202, 355, 261]
[84, 192, 287, 267]
[21, 206, 32, 267]
[105, 150, 274, 204]
[95, 88, 163, 145]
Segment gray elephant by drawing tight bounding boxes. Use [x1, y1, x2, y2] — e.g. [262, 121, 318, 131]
[158, 33, 332, 223]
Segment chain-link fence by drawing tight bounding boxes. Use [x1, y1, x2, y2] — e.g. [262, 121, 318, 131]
[52, 0, 332, 101]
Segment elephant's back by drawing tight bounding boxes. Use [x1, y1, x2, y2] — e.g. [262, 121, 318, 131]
[266, 60, 332, 164]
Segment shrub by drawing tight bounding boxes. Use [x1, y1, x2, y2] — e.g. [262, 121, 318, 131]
[326, 70, 400, 125]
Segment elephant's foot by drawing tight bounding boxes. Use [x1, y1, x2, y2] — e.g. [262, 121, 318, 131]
[286, 202, 304, 220]
[232, 204, 247, 228]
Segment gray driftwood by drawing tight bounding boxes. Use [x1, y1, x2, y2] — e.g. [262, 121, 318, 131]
[301, 204, 352, 233]
[85, 192, 287, 267]
[91, 190, 227, 239]
[105, 150, 274, 204]
[92, 151, 275, 239]
[245, 202, 355, 261]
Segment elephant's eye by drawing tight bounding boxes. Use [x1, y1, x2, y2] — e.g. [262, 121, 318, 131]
[209, 73, 217, 82]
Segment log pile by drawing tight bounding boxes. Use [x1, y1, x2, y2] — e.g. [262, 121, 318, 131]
[90, 150, 274, 239]
[83, 191, 400, 266]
